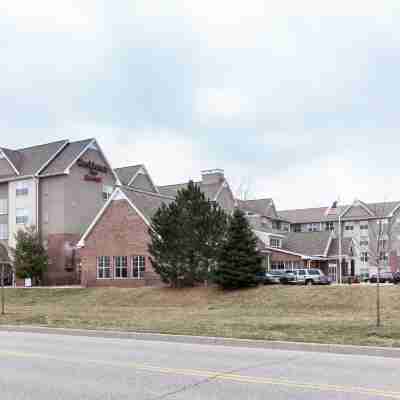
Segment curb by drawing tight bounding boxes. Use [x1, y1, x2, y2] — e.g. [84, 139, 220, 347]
[1, 325, 400, 359]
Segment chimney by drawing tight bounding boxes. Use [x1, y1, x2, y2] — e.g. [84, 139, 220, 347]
[201, 169, 225, 185]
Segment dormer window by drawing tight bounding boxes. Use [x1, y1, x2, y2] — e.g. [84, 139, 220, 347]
[270, 237, 282, 248]
[0, 150, 5, 159]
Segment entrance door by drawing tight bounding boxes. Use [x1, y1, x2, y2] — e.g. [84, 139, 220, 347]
[0, 264, 13, 286]
[328, 263, 337, 283]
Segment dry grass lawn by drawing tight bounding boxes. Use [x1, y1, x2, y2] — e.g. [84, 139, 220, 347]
[1, 285, 400, 347]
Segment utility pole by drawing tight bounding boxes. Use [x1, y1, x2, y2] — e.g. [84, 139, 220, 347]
[1, 264, 5, 316]
[338, 213, 342, 284]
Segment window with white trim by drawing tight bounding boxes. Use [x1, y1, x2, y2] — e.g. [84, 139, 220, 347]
[360, 252, 368, 263]
[359, 240, 369, 247]
[102, 185, 113, 201]
[345, 224, 354, 231]
[97, 256, 112, 279]
[270, 238, 281, 248]
[132, 256, 146, 279]
[0, 224, 8, 240]
[271, 262, 285, 270]
[325, 221, 335, 231]
[0, 198, 7, 215]
[16, 181, 29, 196]
[360, 222, 369, 230]
[114, 256, 128, 278]
[16, 208, 29, 225]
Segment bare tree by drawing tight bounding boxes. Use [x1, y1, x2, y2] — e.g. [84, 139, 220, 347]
[234, 176, 254, 201]
[351, 201, 399, 327]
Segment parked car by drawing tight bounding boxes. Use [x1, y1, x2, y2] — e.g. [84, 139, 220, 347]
[369, 272, 394, 283]
[256, 271, 283, 285]
[282, 268, 331, 285]
[280, 270, 296, 284]
[393, 272, 400, 284]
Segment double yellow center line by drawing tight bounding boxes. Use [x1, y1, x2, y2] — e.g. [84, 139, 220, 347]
[1, 350, 400, 398]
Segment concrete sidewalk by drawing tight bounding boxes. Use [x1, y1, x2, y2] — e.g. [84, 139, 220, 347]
[1, 324, 400, 359]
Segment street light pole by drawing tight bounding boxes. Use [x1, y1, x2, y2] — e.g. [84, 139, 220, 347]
[338, 213, 342, 284]
[1, 264, 5, 316]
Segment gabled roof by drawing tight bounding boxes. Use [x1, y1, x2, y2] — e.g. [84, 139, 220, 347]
[0, 147, 21, 174]
[278, 200, 400, 224]
[121, 187, 173, 221]
[39, 139, 93, 175]
[283, 231, 332, 257]
[77, 187, 173, 247]
[158, 181, 223, 202]
[0, 140, 69, 177]
[278, 206, 345, 223]
[327, 238, 353, 257]
[114, 165, 142, 186]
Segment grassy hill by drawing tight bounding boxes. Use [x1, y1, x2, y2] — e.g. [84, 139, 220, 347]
[1, 285, 400, 347]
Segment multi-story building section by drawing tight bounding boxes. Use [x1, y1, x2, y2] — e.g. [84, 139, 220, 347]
[0, 138, 120, 285]
[77, 169, 236, 287]
[278, 200, 400, 278]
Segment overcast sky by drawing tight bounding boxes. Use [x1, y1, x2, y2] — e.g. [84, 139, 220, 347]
[1, 1, 400, 209]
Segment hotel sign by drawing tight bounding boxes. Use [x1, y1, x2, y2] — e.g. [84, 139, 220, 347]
[77, 158, 108, 182]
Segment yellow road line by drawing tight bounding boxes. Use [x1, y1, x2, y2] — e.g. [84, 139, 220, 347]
[1, 350, 400, 399]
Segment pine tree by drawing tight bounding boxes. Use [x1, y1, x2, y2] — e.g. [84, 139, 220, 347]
[149, 181, 228, 287]
[12, 226, 48, 286]
[214, 208, 263, 289]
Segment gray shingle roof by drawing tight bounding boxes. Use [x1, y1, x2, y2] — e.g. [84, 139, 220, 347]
[114, 165, 142, 186]
[0, 147, 22, 173]
[328, 238, 353, 257]
[278, 201, 400, 223]
[237, 198, 272, 215]
[158, 181, 222, 201]
[122, 188, 174, 222]
[282, 231, 332, 256]
[1, 140, 68, 176]
[39, 139, 92, 175]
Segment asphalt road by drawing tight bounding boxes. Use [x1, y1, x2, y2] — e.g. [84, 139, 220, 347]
[0, 331, 400, 400]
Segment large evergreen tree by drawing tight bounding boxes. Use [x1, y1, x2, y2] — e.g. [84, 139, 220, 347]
[214, 208, 263, 289]
[12, 226, 48, 286]
[149, 181, 228, 287]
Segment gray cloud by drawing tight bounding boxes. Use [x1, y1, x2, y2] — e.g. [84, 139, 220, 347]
[1, 2, 400, 208]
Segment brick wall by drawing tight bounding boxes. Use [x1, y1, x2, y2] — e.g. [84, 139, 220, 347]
[79, 199, 161, 287]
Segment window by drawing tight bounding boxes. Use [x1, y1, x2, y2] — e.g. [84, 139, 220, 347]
[325, 221, 335, 231]
[0, 150, 4, 159]
[114, 256, 128, 278]
[16, 208, 29, 225]
[379, 252, 388, 262]
[345, 225, 354, 231]
[293, 224, 301, 232]
[16, 181, 29, 196]
[359, 240, 369, 247]
[360, 252, 368, 263]
[270, 238, 281, 248]
[360, 223, 369, 230]
[132, 256, 146, 279]
[306, 223, 320, 232]
[271, 262, 285, 270]
[0, 199, 8, 215]
[0, 224, 8, 240]
[97, 256, 112, 279]
[272, 221, 281, 230]
[102, 185, 113, 201]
